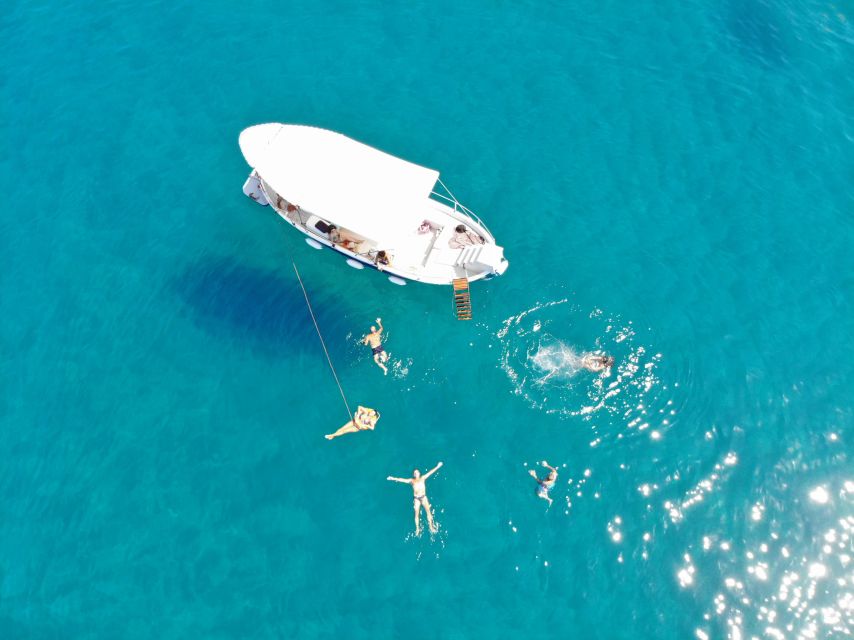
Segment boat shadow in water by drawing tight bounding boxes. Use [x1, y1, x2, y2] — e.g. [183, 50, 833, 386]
[172, 256, 339, 358]
[722, 0, 789, 68]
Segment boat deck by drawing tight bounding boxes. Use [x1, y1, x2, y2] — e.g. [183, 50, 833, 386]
[260, 178, 503, 285]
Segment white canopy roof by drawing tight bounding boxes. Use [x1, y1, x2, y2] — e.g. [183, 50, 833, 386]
[239, 124, 440, 245]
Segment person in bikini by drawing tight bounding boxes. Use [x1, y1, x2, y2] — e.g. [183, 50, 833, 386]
[387, 462, 443, 535]
[362, 318, 388, 375]
[448, 224, 486, 249]
[529, 460, 558, 506]
[326, 225, 360, 251]
[324, 406, 380, 440]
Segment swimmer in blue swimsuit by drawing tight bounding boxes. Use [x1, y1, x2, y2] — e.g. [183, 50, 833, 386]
[529, 461, 558, 507]
[362, 317, 389, 375]
[387, 462, 443, 535]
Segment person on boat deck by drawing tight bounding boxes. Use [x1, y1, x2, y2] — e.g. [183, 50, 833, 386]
[329, 226, 360, 251]
[581, 354, 615, 373]
[387, 462, 443, 536]
[362, 317, 389, 375]
[325, 406, 379, 440]
[375, 250, 392, 270]
[276, 195, 300, 214]
[529, 461, 558, 507]
[449, 224, 486, 249]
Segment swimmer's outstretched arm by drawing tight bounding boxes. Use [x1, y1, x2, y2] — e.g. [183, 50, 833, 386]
[423, 461, 443, 479]
[376, 318, 383, 334]
[386, 476, 411, 483]
[541, 461, 558, 473]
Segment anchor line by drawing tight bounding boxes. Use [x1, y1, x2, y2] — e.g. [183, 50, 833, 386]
[292, 261, 353, 423]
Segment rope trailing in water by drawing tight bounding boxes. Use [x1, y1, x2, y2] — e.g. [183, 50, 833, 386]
[292, 261, 353, 422]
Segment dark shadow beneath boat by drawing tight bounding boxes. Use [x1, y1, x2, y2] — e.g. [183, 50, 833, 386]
[172, 256, 342, 358]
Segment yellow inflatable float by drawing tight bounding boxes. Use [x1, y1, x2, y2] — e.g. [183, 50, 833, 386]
[325, 406, 380, 440]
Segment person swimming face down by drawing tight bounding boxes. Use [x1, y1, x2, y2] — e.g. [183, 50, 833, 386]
[582, 354, 615, 372]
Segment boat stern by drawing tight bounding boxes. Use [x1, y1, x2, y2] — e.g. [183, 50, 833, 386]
[463, 243, 509, 279]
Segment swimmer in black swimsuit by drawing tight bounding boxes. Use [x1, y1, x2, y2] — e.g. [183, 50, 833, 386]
[362, 317, 389, 375]
[529, 461, 558, 507]
[387, 462, 443, 535]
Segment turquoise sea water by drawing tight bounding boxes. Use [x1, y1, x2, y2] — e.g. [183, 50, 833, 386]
[2, 0, 853, 637]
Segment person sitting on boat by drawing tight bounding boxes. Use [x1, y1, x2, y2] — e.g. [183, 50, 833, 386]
[581, 354, 615, 373]
[449, 224, 485, 249]
[324, 406, 380, 440]
[387, 462, 443, 536]
[362, 317, 389, 375]
[418, 220, 438, 234]
[529, 461, 558, 507]
[375, 250, 392, 270]
[276, 195, 301, 214]
[330, 226, 360, 251]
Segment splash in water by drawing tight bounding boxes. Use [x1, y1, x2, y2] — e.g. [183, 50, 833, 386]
[529, 337, 585, 384]
[496, 299, 665, 428]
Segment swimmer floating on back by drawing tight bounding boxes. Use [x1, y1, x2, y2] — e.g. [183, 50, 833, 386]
[529, 460, 558, 506]
[324, 406, 379, 440]
[363, 317, 389, 375]
[581, 353, 615, 373]
[387, 462, 443, 535]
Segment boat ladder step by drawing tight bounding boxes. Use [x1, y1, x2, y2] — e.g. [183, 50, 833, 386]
[452, 278, 472, 320]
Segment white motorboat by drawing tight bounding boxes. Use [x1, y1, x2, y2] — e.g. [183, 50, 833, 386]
[239, 124, 509, 286]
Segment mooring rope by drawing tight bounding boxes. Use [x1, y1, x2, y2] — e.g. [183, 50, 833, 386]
[292, 261, 353, 422]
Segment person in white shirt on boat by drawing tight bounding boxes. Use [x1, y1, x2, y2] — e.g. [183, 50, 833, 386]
[449, 224, 485, 249]
[387, 462, 443, 535]
[362, 318, 389, 375]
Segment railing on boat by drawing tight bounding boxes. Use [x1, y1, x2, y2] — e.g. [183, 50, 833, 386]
[431, 178, 494, 240]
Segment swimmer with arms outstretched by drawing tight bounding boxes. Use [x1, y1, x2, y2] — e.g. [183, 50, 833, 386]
[581, 353, 615, 373]
[529, 460, 558, 506]
[363, 318, 389, 375]
[387, 462, 443, 535]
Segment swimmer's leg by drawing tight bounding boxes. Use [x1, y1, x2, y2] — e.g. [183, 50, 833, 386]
[374, 354, 388, 375]
[536, 488, 553, 507]
[413, 500, 423, 536]
[423, 497, 438, 534]
[325, 421, 359, 440]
